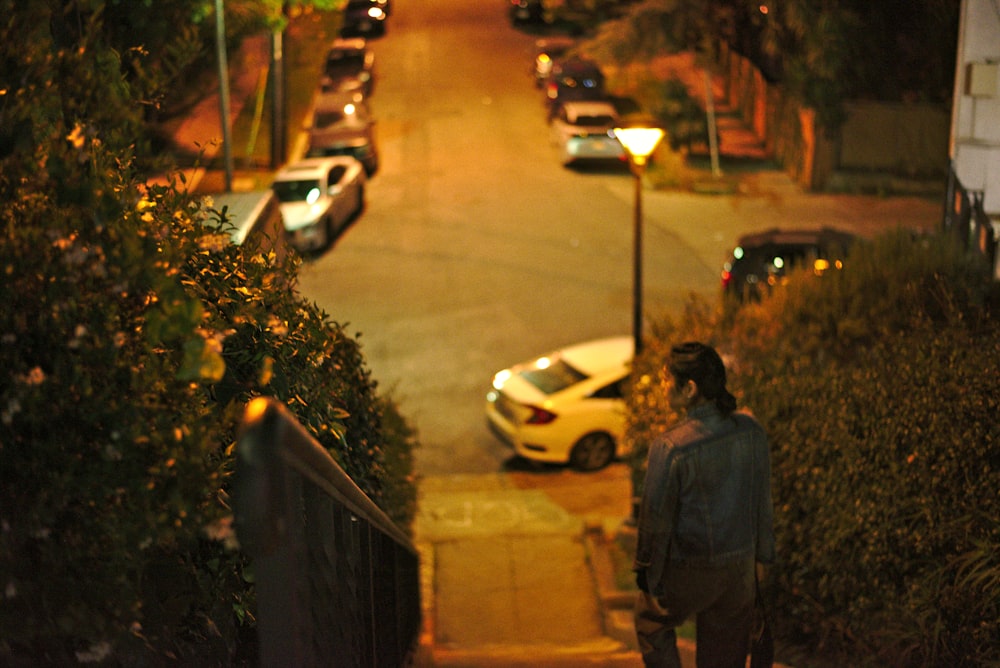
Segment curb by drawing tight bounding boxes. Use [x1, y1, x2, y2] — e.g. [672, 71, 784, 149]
[584, 522, 700, 663]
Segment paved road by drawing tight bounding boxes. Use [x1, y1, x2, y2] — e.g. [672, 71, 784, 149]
[294, 0, 943, 478]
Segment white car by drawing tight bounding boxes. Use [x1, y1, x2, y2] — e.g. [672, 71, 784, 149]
[550, 100, 626, 165]
[485, 336, 633, 471]
[271, 156, 366, 252]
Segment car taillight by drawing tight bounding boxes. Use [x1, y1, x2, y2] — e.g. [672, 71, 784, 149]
[525, 406, 557, 425]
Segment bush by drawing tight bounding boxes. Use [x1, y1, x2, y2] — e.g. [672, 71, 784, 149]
[757, 326, 999, 665]
[629, 230, 1000, 665]
[0, 8, 417, 662]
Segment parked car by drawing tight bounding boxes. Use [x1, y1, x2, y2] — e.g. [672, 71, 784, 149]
[201, 190, 284, 251]
[485, 336, 633, 471]
[533, 36, 575, 88]
[307, 91, 379, 176]
[340, 0, 388, 37]
[721, 227, 856, 301]
[545, 57, 606, 117]
[271, 156, 366, 253]
[550, 100, 625, 165]
[319, 38, 375, 97]
[509, 0, 544, 25]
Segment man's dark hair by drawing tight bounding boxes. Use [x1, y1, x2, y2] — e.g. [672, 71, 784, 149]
[668, 342, 737, 414]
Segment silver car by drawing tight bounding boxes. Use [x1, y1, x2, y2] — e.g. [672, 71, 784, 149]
[550, 100, 625, 166]
[271, 156, 366, 252]
[307, 91, 379, 176]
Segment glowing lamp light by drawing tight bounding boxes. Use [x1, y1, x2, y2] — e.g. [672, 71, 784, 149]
[613, 126, 665, 166]
[613, 121, 665, 357]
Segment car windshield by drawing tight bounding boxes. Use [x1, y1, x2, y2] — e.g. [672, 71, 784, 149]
[519, 359, 588, 394]
[273, 179, 322, 203]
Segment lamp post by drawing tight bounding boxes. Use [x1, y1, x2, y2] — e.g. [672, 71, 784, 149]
[613, 125, 665, 357]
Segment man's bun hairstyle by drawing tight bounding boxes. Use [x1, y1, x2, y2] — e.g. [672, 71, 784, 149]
[668, 342, 738, 414]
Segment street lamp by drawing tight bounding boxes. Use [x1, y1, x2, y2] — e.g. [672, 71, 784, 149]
[613, 124, 664, 357]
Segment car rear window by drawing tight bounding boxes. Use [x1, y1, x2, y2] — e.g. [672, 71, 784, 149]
[519, 359, 588, 394]
[314, 110, 349, 128]
[574, 115, 615, 126]
[325, 52, 366, 76]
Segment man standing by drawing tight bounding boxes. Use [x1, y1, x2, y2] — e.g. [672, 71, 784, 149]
[633, 342, 775, 668]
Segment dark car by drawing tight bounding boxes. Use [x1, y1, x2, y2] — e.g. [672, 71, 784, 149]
[306, 91, 379, 176]
[545, 57, 606, 118]
[509, 0, 544, 25]
[721, 227, 856, 301]
[319, 38, 375, 97]
[340, 0, 388, 37]
[533, 36, 575, 88]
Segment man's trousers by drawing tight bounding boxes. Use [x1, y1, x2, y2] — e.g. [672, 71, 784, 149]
[634, 558, 755, 668]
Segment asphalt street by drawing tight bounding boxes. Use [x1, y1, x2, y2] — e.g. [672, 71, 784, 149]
[291, 0, 943, 477]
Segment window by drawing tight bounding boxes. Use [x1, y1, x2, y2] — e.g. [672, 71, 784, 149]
[574, 115, 615, 127]
[328, 165, 347, 185]
[519, 360, 588, 395]
[590, 377, 625, 400]
[273, 179, 321, 203]
[314, 109, 348, 128]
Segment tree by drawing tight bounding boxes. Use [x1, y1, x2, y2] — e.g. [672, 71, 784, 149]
[601, 0, 961, 129]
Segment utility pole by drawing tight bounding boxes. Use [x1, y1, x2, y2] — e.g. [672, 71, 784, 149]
[270, 4, 287, 169]
[214, 0, 234, 191]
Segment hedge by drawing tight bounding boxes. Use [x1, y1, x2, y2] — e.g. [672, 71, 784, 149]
[0, 12, 417, 662]
[627, 229, 1000, 666]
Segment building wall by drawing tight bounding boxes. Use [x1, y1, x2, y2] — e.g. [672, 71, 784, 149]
[950, 0, 1000, 214]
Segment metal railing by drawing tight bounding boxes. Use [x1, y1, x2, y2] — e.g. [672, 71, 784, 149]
[944, 166, 998, 278]
[233, 397, 421, 667]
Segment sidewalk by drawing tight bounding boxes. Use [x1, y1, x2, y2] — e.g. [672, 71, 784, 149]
[414, 471, 797, 668]
[413, 471, 706, 667]
[149, 34, 272, 193]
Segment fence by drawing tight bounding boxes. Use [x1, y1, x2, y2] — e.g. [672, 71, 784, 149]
[944, 166, 999, 279]
[233, 397, 421, 667]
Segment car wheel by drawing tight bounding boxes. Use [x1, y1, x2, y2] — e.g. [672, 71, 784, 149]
[322, 216, 334, 248]
[569, 433, 615, 471]
[354, 184, 365, 217]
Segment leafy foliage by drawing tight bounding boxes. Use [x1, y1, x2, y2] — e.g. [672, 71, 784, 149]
[0, 1, 417, 662]
[590, 0, 960, 130]
[628, 231, 1000, 665]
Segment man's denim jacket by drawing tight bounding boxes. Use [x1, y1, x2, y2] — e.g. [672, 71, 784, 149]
[634, 403, 775, 594]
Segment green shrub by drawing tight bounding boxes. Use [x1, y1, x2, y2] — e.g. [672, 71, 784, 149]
[0, 8, 417, 662]
[630, 230, 1000, 665]
[756, 326, 999, 665]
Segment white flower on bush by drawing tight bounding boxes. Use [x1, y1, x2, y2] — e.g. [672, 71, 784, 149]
[2, 398, 21, 426]
[75, 641, 112, 663]
[68, 324, 87, 349]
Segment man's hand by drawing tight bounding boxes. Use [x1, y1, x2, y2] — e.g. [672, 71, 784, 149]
[635, 569, 649, 593]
